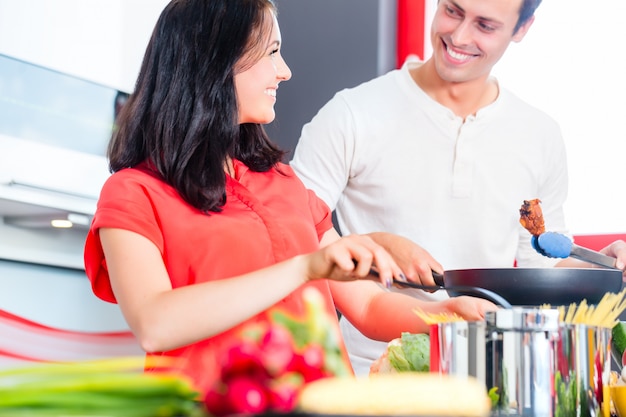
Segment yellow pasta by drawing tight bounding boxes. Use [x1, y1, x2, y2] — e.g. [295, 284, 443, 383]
[413, 308, 464, 325]
[542, 289, 626, 328]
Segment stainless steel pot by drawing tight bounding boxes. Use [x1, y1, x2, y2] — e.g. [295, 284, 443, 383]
[485, 308, 560, 417]
[430, 308, 612, 417]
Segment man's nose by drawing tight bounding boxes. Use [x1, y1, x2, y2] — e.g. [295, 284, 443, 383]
[450, 20, 473, 47]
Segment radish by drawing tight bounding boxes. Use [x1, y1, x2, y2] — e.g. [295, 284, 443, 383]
[267, 373, 303, 412]
[225, 376, 269, 414]
[204, 386, 232, 417]
[290, 344, 326, 382]
[259, 324, 296, 376]
[220, 341, 267, 381]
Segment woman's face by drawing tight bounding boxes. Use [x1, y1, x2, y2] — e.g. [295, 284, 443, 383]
[234, 12, 292, 125]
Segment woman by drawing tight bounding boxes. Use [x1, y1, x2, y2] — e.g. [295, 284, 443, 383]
[84, 0, 495, 394]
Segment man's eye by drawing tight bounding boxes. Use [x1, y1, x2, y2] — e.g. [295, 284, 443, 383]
[478, 22, 496, 32]
[445, 6, 460, 17]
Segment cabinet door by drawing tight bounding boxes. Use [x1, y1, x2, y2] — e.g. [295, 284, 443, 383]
[266, 0, 395, 157]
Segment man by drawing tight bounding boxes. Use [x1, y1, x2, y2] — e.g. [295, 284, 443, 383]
[291, 0, 626, 376]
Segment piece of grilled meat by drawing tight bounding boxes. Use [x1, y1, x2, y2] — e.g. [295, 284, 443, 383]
[519, 199, 545, 236]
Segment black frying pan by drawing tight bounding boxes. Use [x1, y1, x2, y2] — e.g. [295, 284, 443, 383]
[428, 267, 624, 306]
[368, 268, 514, 308]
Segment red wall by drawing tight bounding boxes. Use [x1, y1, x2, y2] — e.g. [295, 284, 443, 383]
[574, 234, 626, 251]
[396, 0, 426, 67]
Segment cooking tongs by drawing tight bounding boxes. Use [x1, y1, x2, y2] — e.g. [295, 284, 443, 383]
[532, 232, 619, 269]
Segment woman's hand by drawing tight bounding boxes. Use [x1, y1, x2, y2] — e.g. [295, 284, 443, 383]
[304, 234, 404, 288]
[439, 296, 499, 321]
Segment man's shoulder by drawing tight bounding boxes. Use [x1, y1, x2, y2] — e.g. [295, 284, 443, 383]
[335, 68, 403, 100]
[498, 88, 560, 127]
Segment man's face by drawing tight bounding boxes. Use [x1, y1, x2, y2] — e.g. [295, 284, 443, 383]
[430, 0, 532, 84]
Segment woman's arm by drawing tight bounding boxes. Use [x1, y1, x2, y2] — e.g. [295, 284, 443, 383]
[327, 231, 496, 341]
[330, 279, 496, 341]
[100, 227, 403, 353]
[101, 228, 308, 352]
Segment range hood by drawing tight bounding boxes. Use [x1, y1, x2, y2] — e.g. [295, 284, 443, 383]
[0, 53, 124, 269]
[0, 52, 123, 220]
[0, 133, 109, 217]
[0, 135, 109, 269]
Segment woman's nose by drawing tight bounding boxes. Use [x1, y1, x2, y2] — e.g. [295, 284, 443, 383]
[276, 55, 292, 81]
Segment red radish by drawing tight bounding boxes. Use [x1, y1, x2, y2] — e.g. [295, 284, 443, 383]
[290, 344, 326, 382]
[225, 376, 269, 414]
[259, 324, 297, 376]
[220, 340, 267, 381]
[267, 373, 303, 412]
[204, 386, 233, 417]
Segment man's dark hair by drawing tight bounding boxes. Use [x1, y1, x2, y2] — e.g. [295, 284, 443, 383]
[516, 0, 542, 33]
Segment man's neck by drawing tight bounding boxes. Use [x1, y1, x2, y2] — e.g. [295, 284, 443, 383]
[410, 60, 499, 120]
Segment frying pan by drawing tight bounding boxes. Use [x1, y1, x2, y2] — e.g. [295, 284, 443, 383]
[367, 268, 514, 308]
[427, 267, 624, 306]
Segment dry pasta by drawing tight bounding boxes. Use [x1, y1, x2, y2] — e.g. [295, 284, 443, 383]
[541, 288, 626, 328]
[413, 308, 464, 325]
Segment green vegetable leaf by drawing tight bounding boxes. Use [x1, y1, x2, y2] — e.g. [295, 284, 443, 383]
[400, 333, 430, 372]
[388, 342, 412, 372]
[488, 387, 500, 408]
[554, 370, 577, 417]
[388, 333, 430, 372]
[612, 321, 626, 364]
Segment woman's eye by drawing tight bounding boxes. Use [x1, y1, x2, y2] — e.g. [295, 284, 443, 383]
[269, 48, 279, 56]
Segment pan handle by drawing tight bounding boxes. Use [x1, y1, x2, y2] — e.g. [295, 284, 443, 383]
[366, 267, 512, 309]
[391, 279, 513, 310]
[432, 271, 445, 286]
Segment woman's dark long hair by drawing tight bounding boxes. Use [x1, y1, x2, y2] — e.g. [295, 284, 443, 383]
[108, 0, 285, 213]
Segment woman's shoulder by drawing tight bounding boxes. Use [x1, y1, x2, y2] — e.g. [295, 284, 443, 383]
[105, 163, 162, 185]
[100, 164, 170, 201]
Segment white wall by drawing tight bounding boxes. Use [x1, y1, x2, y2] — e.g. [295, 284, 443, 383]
[0, 0, 168, 92]
[493, 0, 626, 235]
[1, 0, 624, 235]
[424, 0, 626, 235]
